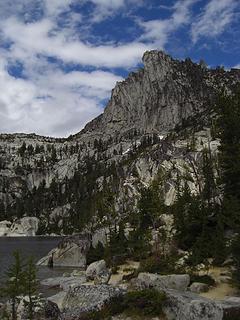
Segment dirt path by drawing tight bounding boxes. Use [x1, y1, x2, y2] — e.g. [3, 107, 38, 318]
[109, 260, 139, 286]
[199, 267, 237, 300]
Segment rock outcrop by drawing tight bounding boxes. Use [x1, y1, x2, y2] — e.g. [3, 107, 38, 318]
[0, 217, 39, 236]
[37, 235, 90, 268]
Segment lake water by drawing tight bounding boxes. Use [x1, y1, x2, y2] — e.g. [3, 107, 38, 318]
[0, 237, 76, 297]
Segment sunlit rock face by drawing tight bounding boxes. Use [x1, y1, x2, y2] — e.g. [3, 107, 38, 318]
[0, 50, 240, 234]
[0, 217, 39, 236]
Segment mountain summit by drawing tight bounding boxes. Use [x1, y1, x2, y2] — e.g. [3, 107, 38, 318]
[0, 50, 240, 234]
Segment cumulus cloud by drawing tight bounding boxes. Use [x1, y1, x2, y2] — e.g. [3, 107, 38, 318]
[191, 0, 238, 43]
[1, 18, 149, 68]
[139, 0, 198, 47]
[0, 55, 123, 137]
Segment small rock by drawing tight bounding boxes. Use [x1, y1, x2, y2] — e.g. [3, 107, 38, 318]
[86, 259, 111, 284]
[189, 282, 209, 293]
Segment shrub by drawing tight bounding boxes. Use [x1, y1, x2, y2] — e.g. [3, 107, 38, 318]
[139, 254, 181, 275]
[77, 289, 166, 319]
[86, 242, 105, 265]
[190, 274, 215, 286]
[124, 289, 166, 316]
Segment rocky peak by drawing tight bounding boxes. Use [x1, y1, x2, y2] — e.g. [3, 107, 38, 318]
[0, 50, 240, 234]
[78, 50, 240, 143]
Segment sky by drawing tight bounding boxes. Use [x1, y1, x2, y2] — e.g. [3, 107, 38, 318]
[0, 0, 239, 137]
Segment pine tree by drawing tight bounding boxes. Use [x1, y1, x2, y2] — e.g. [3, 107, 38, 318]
[216, 89, 240, 228]
[23, 257, 39, 320]
[1, 251, 25, 320]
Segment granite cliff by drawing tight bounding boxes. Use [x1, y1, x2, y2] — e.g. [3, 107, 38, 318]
[0, 50, 240, 234]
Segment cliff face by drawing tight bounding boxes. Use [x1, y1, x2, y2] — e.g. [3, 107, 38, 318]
[80, 50, 240, 137]
[0, 51, 239, 234]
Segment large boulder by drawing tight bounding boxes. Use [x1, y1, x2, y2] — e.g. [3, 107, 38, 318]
[163, 289, 223, 320]
[37, 235, 91, 268]
[220, 297, 240, 319]
[136, 272, 190, 291]
[86, 259, 111, 284]
[41, 274, 87, 291]
[61, 284, 125, 319]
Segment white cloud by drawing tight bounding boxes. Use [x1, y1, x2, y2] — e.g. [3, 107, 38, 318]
[191, 0, 238, 43]
[0, 0, 151, 136]
[1, 18, 149, 68]
[0, 53, 123, 137]
[139, 0, 197, 47]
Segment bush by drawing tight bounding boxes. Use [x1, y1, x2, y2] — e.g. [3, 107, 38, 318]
[76, 289, 166, 319]
[139, 254, 181, 275]
[86, 242, 105, 265]
[124, 289, 166, 316]
[190, 274, 215, 286]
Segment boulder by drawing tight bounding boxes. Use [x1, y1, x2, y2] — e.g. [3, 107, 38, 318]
[86, 259, 111, 284]
[44, 300, 61, 319]
[37, 235, 91, 268]
[163, 289, 223, 320]
[41, 275, 87, 291]
[0, 220, 11, 236]
[94, 269, 111, 285]
[219, 297, 240, 320]
[136, 272, 190, 291]
[48, 292, 67, 311]
[0, 217, 39, 236]
[10, 217, 39, 236]
[189, 282, 209, 293]
[61, 284, 125, 319]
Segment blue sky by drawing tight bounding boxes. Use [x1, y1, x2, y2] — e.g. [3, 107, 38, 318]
[0, 0, 239, 137]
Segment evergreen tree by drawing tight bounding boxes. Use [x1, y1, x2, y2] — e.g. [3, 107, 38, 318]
[23, 257, 39, 320]
[1, 251, 25, 320]
[18, 142, 26, 157]
[216, 89, 240, 228]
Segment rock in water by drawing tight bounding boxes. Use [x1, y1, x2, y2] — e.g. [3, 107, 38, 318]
[37, 235, 91, 268]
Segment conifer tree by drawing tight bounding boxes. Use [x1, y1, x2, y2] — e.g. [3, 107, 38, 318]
[216, 89, 240, 227]
[1, 251, 25, 320]
[23, 257, 39, 320]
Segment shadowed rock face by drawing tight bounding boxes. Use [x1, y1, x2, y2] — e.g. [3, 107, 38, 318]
[0, 50, 240, 232]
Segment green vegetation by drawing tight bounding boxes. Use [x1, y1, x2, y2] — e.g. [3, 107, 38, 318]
[77, 289, 166, 320]
[1, 251, 40, 320]
[189, 274, 215, 286]
[1, 251, 26, 320]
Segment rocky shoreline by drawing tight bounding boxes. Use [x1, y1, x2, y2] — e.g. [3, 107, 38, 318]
[34, 238, 240, 320]
[40, 260, 240, 320]
[1, 235, 240, 319]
